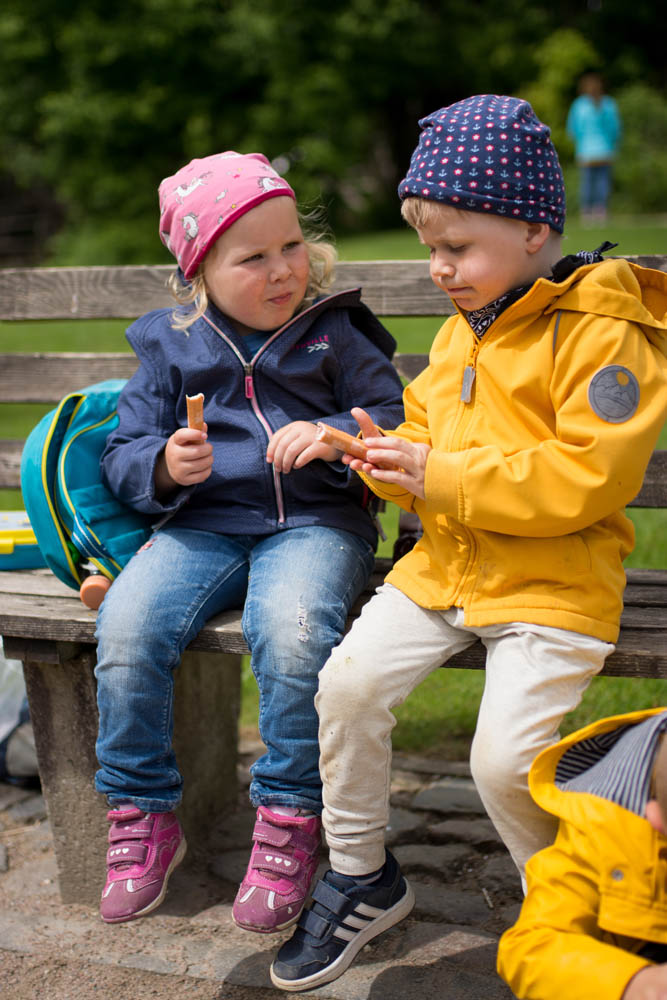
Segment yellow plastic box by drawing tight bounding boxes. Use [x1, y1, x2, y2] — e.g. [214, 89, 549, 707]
[0, 511, 47, 570]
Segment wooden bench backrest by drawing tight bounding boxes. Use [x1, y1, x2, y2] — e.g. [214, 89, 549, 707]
[1, 258, 666, 505]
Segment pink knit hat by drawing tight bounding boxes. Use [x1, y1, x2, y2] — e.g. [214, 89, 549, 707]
[158, 152, 296, 280]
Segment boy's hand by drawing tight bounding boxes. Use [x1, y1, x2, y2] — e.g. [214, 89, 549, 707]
[623, 966, 667, 1000]
[267, 421, 340, 473]
[345, 407, 432, 500]
[156, 425, 213, 493]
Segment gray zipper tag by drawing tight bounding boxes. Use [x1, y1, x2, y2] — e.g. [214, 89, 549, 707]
[461, 366, 476, 403]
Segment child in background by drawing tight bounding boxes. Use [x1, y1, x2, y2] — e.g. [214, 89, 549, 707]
[270, 95, 667, 991]
[497, 707, 667, 1000]
[566, 71, 621, 224]
[93, 151, 404, 928]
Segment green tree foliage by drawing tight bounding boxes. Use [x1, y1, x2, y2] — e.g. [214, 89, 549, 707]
[0, 0, 663, 263]
[517, 27, 667, 216]
[518, 29, 599, 155]
[613, 84, 667, 213]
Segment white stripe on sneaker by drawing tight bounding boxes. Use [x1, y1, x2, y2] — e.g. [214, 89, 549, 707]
[342, 913, 374, 929]
[354, 902, 385, 918]
[333, 926, 357, 941]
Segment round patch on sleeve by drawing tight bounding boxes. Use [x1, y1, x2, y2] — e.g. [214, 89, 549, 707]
[588, 365, 640, 423]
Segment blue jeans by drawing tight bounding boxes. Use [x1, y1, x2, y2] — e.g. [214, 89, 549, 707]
[94, 525, 374, 814]
[579, 162, 612, 213]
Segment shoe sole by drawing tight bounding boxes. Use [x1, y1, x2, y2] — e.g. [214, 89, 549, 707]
[269, 878, 415, 991]
[101, 835, 187, 924]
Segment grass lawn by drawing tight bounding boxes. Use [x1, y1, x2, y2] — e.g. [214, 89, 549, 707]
[2, 213, 666, 753]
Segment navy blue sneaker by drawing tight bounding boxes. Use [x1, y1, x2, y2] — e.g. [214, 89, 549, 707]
[269, 850, 414, 991]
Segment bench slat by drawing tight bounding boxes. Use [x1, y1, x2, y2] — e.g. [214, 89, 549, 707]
[1, 349, 665, 505]
[1, 575, 665, 675]
[0, 351, 427, 404]
[0, 353, 139, 402]
[0, 349, 431, 402]
[0, 261, 454, 320]
[0, 439, 22, 490]
[1, 566, 664, 604]
[1, 257, 663, 323]
[3, 439, 665, 507]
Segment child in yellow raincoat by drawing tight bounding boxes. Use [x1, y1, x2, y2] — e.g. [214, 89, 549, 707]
[498, 707, 667, 1000]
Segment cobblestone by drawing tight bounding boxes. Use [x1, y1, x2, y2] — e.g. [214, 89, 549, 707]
[0, 738, 521, 998]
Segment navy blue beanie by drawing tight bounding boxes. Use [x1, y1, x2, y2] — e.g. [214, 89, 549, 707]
[398, 94, 566, 233]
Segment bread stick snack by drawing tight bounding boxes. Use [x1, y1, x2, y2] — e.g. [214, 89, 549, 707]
[316, 421, 402, 471]
[186, 393, 205, 431]
[315, 422, 369, 460]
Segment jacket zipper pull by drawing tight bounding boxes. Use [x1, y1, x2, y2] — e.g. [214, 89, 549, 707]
[244, 366, 253, 399]
[460, 365, 476, 403]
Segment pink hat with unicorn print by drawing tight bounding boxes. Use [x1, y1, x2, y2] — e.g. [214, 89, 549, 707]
[158, 152, 296, 280]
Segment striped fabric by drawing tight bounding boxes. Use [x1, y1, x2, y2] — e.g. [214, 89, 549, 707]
[555, 711, 667, 816]
[332, 901, 386, 942]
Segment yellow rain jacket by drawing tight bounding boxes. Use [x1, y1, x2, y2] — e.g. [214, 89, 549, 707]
[497, 708, 667, 1000]
[366, 258, 667, 641]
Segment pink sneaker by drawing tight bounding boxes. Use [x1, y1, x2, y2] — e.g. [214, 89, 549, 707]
[233, 806, 322, 933]
[100, 805, 186, 923]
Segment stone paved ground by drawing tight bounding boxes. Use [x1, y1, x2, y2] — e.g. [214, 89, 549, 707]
[0, 739, 522, 999]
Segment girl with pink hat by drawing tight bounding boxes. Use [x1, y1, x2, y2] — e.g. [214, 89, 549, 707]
[92, 151, 404, 932]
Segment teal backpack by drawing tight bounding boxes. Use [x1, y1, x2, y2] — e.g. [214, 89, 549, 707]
[20, 380, 152, 595]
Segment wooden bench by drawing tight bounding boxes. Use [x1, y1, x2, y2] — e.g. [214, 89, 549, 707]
[1, 257, 666, 905]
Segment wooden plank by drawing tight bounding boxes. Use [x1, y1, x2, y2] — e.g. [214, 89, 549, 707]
[2, 566, 665, 608]
[0, 569, 74, 597]
[393, 353, 429, 382]
[0, 257, 662, 322]
[0, 265, 175, 321]
[0, 261, 453, 320]
[0, 348, 420, 403]
[620, 606, 667, 629]
[0, 588, 250, 652]
[4, 443, 666, 506]
[0, 590, 99, 642]
[626, 568, 667, 586]
[1, 579, 666, 675]
[0, 439, 22, 489]
[598, 629, 667, 678]
[631, 451, 667, 508]
[0, 352, 139, 402]
[334, 260, 452, 316]
[623, 583, 667, 608]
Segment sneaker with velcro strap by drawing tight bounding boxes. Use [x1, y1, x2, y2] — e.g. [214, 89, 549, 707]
[232, 806, 322, 933]
[100, 806, 186, 923]
[269, 849, 414, 991]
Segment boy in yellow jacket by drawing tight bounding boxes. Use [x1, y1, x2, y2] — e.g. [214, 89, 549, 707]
[497, 708, 667, 1000]
[270, 94, 667, 993]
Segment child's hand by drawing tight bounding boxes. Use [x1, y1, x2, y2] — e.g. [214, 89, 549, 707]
[156, 425, 213, 493]
[267, 421, 340, 473]
[345, 406, 432, 500]
[623, 966, 667, 1000]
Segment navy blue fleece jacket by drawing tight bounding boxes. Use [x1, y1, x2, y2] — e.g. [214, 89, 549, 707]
[101, 288, 405, 548]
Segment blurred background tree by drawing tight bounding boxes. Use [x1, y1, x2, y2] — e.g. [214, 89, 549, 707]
[0, 0, 664, 265]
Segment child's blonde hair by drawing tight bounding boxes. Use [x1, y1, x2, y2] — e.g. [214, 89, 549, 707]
[400, 196, 455, 231]
[168, 209, 337, 332]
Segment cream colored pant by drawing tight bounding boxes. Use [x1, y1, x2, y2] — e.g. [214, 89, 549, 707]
[316, 583, 613, 879]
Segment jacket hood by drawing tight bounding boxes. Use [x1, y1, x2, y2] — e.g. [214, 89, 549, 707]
[528, 258, 667, 358]
[529, 707, 667, 824]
